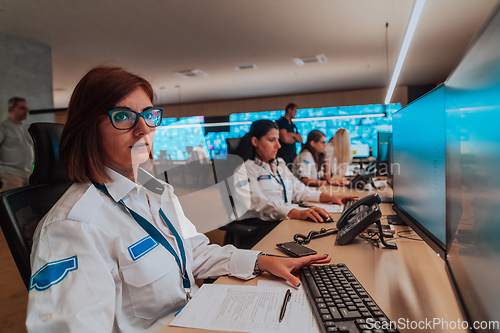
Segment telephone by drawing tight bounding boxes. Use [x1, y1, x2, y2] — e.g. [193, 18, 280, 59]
[347, 172, 374, 190]
[336, 194, 381, 245]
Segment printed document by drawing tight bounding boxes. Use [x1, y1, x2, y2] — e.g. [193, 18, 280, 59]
[169, 283, 320, 333]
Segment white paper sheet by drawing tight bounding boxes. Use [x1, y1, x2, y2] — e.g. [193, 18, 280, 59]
[308, 203, 343, 213]
[169, 283, 321, 333]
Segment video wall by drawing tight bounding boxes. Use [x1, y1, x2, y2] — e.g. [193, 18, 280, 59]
[153, 103, 401, 161]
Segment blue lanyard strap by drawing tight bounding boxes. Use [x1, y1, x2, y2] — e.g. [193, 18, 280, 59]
[267, 166, 288, 204]
[93, 183, 191, 292]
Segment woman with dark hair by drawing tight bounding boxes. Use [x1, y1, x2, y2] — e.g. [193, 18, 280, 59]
[234, 120, 356, 223]
[26, 67, 330, 332]
[292, 130, 347, 187]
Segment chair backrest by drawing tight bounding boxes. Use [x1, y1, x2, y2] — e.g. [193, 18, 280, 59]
[226, 138, 241, 155]
[0, 122, 71, 289]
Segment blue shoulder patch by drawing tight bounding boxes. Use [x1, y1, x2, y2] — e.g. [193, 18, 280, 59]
[128, 235, 159, 261]
[304, 160, 311, 164]
[29, 255, 78, 291]
[235, 178, 250, 188]
[257, 175, 271, 181]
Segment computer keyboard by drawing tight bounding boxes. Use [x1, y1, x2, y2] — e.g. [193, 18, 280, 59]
[300, 263, 398, 333]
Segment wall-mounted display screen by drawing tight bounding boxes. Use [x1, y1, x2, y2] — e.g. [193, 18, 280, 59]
[153, 103, 401, 161]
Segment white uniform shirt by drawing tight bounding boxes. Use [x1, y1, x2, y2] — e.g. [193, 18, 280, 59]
[26, 168, 259, 332]
[233, 158, 322, 221]
[291, 150, 325, 181]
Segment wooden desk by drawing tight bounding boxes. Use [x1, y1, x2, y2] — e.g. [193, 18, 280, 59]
[161, 185, 465, 333]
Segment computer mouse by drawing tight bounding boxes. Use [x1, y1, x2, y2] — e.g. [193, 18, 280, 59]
[306, 216, 334, 223]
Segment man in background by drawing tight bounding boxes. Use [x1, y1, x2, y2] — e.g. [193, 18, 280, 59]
[276, 103, 303, 168]
[0, 97, 33, 191]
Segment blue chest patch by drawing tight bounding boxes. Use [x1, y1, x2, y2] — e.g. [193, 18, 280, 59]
[29, 255, 78, 291]
[257, 175, 271, 181]
[235, 178, 250, 188]
[128, 235, 159, 261]
[304, 160, 311, 164]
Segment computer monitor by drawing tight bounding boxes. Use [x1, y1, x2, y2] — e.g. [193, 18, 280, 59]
[392, 84, 447, 258]
[376, 132, 392, 176]
[351, 144, 369, 158]
[444, 6, 500, 330]
[377, 132, 391, 162]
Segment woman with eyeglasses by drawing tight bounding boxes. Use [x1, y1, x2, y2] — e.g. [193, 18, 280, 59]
[26, 66, 331, 332]
[292, 129, 348, 187]
[233, 120, 357, 223]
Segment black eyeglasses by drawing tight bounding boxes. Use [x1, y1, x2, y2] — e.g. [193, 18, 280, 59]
[107, 107, 163, 130]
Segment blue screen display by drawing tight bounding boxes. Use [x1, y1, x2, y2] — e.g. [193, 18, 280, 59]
[153, 103, 401, 161]
[393, 86, 447, 245]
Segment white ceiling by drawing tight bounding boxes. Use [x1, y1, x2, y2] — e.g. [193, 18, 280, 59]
[0, 0, 498, 108]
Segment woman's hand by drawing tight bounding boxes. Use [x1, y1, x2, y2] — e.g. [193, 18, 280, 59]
[320, 193, 358, 205]
[258, 254, 330, 287]
[288, 207, 330, 222]
[328, 179, 348, 186]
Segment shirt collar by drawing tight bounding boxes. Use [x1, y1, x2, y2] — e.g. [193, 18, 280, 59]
[104, 167, 138, 203]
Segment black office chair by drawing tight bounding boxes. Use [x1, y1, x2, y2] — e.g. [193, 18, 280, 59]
[217, 137, 280, 249]
[0, 122, 71, 289]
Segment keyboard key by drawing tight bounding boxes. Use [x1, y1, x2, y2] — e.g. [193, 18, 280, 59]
[320, 309, 330, 314]
[340, 308, 362, 319]
[325, 321, 335, 327]
[318, 303, 327, 308]
[329, 307, 342, 320]
[327, 327, 338, 332]
[322, 314, 333, 321]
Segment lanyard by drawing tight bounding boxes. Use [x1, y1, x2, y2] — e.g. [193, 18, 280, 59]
[266, 163, 288, 204]
[93, 182, 192, 302]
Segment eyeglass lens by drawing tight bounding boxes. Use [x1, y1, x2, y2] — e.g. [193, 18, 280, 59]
[111, 109, 162, 129]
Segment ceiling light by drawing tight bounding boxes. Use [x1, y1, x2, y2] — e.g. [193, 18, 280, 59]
[236, 64, 257, 70]
[293, 54, 327, 66]
[177, 69, 207, 78]
[385, 0, 426, 104]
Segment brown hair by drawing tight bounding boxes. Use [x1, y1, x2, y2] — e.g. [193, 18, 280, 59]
[59, 66, 155, 184]
[302, 129, 326, 172]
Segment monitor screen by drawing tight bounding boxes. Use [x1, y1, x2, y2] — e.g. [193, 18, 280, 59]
[377, 132, 392, 162]
[351, 144, 370, 158]
[445, 6, 500, 330]
[392, 84, 447, 256]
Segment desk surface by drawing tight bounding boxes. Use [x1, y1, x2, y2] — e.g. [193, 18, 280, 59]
[161, 184, 465, 333]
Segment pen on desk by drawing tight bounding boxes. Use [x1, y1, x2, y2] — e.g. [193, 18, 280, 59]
[279, 289, 291, 323]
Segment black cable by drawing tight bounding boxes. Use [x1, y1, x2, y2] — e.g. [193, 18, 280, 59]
[293, 227, 338, 245]
[396, 230, 423, 241]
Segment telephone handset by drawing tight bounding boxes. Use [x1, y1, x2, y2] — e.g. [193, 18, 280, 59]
[336, 194, 385, 246]
[347, 172, 374, 190]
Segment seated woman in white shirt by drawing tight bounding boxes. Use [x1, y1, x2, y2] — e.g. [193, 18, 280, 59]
[292, 129, 347, 187]
[234, 120, 357, 223]
[327, 128, 353, 177]
[26, 66, 330, 332]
